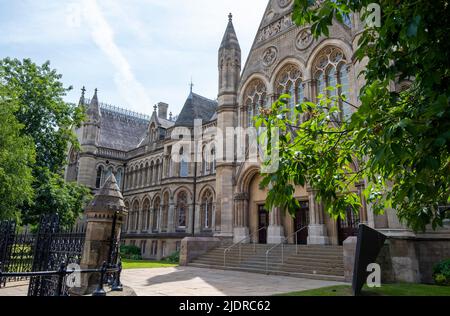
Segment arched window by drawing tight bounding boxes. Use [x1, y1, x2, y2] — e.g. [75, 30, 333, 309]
[313, 47, 351, 121]
[162, 193, 169, 232]
[202, 146, 208, 175]
[155, 160, 160, 184]
[106, 167, 113, 181]
[149, 161, 154, 185]
[143, 199, 151, 231]
[115, 168, 123, 189]
[176, 191, 188, 229]
[243, 79, 267, 127]
[152, 197, 160, 232]
[201, 190, 214, 230]
[132, 201, 140, 232]
[179, 148, 189, 178]
[275, 64, 303, 118]
[96, 166, 103, 188]
[144, 163, 149, 187]
[210, 147, 216, 174]
[124, 201, 130, 232]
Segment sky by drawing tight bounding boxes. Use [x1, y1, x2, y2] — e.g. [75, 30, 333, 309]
[0, 0, 268, 116]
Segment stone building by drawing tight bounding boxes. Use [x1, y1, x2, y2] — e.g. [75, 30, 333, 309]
[66, 0, 449, 283]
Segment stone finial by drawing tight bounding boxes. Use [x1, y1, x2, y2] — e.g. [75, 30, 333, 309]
[79, 86, 86, 106]
[87, 88, 101, 121]
[169, 112, 173, 121]
[86, 173, 126, 213]
[228, 13, 233, 22]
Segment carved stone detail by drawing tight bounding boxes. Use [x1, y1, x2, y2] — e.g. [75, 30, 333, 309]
[295, 27, 314, 51]
[262, 46, 278, 67]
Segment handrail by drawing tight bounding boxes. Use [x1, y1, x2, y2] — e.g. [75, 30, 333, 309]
[224, 227, 267, 267]
[265, 226, 308, 274]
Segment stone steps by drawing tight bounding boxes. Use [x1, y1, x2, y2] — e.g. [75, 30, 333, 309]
[187, 263, 345, 282]
[188, 244, 345, 282]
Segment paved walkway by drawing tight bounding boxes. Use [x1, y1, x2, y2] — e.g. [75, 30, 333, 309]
[121, 267, 345, 296]
[0, 267, 345, 296]
[0, 281, 29, 296]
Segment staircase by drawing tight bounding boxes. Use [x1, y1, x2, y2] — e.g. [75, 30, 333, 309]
[188, 244, 345, 282]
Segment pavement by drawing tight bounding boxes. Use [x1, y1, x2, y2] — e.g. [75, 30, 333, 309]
[120, 266, 345, 296]
[0, 267, 345, 296]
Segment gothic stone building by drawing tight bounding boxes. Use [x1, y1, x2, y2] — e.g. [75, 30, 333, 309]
[67, 0, 449, 282]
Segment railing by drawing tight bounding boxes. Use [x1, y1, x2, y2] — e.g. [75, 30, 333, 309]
[265, 226, 308, 274]
[0, 261, 123, 297]
[223, 227, 267, 267]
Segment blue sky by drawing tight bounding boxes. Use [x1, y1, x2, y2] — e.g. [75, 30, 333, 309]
[0, 0, 268, 116]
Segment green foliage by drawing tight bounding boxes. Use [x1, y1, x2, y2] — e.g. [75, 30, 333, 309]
[258, 1, 450, 231]
[0, 86, 35, 220]
[0, 58, 85, 173]
[163, 251, 180, 264]
[433, 259, 450, 286]
[120, 245, 142, 260]
[0, 58, 90, 226]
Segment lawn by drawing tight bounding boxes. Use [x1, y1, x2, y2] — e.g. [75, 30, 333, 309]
[121, 259, 178, 270]
[278, 284, 450, 296]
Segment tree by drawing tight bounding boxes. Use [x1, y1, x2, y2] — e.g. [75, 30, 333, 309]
[0, 86, 35, 220]
[0, 58, 91, 226]
[258, 1, 450, 231]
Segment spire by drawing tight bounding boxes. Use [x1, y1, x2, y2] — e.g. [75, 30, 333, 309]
[189, 78, 194, 94]
[78, 86, 86, 106]
[86, 88, 101, 122]
[220, 12, 240, 51]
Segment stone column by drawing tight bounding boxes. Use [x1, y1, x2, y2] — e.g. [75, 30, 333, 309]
[149, 208, 154, 233]
[168, 197, 175, 233]
[233, 193, 250, 243]
[194, 203, 202, 234]
[74, 174, 128, 295]
[267, 207, 285, 244]
[187, 204, 194, 233]
[307, 187, 330, 245]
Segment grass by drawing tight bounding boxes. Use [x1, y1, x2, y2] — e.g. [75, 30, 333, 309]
[277, 284, 450, 296]
[121, 259, 178, 270]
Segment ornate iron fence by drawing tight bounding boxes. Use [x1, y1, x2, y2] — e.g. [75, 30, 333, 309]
[0, 221, 36, 286]
[0, 214, 121, 296]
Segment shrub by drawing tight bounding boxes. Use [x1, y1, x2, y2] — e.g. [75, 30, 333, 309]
[120, 245, 142, 260]
[163, 251, 180, 264]
[433, 259, 450, 286]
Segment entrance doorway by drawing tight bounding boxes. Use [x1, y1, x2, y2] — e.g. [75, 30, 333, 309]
[294, 201, 309, 245]
[338, 207, 360, 245]
[258, 205, 269, 244]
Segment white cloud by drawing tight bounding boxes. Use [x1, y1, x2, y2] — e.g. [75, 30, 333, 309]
[81, 0, 153, 111]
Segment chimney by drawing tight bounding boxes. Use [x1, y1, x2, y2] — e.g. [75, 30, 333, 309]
[158, 102, 169, 120]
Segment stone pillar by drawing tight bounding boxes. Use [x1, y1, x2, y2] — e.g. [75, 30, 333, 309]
[168, 198, 175, 233]
[307, 188, 330, 245]
[267, 207, 285, 244]
[74, 174, 128, 295]
[233, 193, 250, 243]
[187, 204, 194, 233]
[194, 203, 202, 234]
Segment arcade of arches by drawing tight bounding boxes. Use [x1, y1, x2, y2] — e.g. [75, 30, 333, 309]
[233, 169, 368, 246]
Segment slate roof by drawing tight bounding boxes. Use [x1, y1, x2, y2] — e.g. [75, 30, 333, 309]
[98, 106, 149, 152]
[175, 93, 218, 127]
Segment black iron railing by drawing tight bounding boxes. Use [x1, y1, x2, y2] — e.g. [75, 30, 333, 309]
[0, 261, 123, 297]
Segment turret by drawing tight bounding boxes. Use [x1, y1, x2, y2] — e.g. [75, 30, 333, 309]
[218, 13, 241, 97]
[81, 89, 101, 147]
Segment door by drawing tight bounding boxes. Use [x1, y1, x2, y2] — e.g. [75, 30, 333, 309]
[258, 205, 269, 244]
[294, 201, 309, 245]
[338, 207, 360, 245]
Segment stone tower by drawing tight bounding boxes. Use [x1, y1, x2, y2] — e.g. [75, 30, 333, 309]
[215, 13, 241, 240]
[78, 89, 101, 189]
